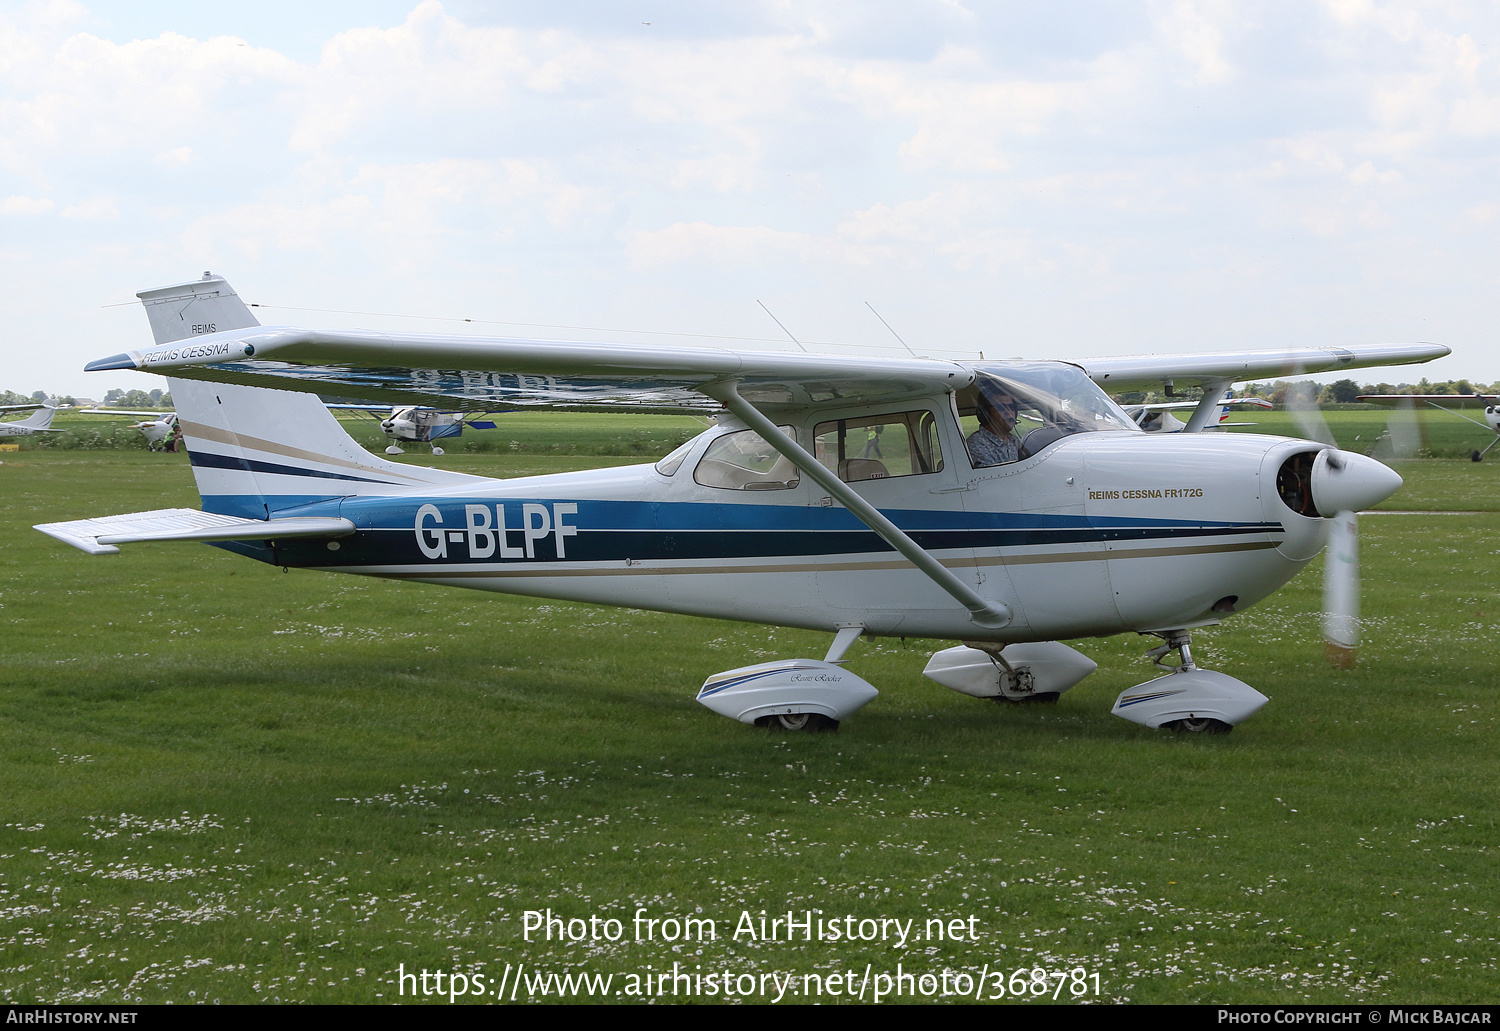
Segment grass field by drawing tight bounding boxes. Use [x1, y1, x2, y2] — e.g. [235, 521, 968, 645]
[2, 417, 1498, 1005]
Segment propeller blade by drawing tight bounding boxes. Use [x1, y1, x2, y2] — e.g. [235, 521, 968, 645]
[1285, 379, 1336, 446]
[1322, 509, 1359, 668]
[1369, 394, 1421, 462]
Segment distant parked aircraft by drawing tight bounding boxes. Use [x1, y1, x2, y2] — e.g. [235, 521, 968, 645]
[0, 402, 61, 438]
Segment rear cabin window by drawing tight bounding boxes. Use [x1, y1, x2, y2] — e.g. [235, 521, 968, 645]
[693, 426, 801, 490]
[812, 410, 944, 482]
[654, 436, 698, 477]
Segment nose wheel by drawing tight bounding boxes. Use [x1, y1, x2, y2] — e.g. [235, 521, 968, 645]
[755, 713, 839, 732]
[1165, 716, 1233, 734]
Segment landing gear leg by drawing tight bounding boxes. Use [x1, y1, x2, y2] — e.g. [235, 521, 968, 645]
[1143, 631, 1229, 732]
[1145, 630, 1198, 672]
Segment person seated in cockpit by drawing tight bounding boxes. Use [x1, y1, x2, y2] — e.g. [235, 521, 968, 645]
[966, 385, 1022, 468]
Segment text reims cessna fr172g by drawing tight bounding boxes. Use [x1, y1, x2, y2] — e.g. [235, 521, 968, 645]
[37, 274, 1448, 734]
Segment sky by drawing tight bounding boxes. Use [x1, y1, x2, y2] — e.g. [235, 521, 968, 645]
[2, 0, 1497, 400]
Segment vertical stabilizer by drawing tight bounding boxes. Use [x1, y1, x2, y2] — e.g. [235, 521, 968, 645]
[137, 272, 259, 346]
[167, 379, 486, 518]
[133, 275, 485, 518]
[18, 404, 58, 430]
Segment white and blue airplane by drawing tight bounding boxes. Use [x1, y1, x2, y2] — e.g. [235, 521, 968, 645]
[326, 403, 499, 455]
[35, 274, 1447, 734]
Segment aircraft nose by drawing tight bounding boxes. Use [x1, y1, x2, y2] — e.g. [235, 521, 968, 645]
[1310, 449, 1403, 516]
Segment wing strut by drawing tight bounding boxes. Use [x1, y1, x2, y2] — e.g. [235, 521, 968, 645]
[703, 380, 1012, 629]
[1181, 379, 1230, 433]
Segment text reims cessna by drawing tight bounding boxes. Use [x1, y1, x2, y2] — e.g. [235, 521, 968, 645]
[37, 275, 1448, 734]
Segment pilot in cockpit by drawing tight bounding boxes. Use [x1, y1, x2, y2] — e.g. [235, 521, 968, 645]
[965, 383, 1023, 468]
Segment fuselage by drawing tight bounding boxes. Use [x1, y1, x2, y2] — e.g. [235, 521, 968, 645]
[235, 400, 1329, 644]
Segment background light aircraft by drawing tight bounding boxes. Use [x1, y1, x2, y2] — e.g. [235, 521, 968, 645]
[0, 402, 60, 437]
[327, 404, 498, 455]
[36, 274, 1448, 735]
[1124, 395, 1274, 432]
[79, 408, 182, 451]
[1358, 393, 1500, 462]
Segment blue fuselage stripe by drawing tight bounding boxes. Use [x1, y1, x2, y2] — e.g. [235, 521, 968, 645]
[217, 494, 1283, 569]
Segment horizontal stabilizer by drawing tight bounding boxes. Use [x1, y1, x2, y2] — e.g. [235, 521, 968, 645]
[35, 508, 355, 556]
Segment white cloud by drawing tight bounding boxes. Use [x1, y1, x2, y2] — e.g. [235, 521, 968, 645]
[0, 194, 54, 215]
[60, 196, 116, 218]
[1, 2, 1498, 393]
[1153, 0, 1237, 85]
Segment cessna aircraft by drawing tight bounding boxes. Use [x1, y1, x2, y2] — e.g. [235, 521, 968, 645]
[1357, 393, 1500, 462]
[35, 274, 1448, 735]
[327, 404, 498, 455]
[0, 402, 61, 437]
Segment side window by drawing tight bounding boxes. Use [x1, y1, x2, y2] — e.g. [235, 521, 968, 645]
[693, 426, 801, 490]
[812, 410, 944, 482]
[654, 437, 698, 477]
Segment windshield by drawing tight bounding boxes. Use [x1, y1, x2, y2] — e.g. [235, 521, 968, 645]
[958, 361, 1137, 467]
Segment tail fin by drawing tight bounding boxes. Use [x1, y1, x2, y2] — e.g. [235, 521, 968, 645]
[19, 404, 58, 430]
[137, 271, 261, 345]
[137, 274, 483, 518]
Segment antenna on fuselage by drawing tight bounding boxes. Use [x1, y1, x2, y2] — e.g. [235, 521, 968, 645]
[864, 302, 919, 359]
[756, 300, 808, 353]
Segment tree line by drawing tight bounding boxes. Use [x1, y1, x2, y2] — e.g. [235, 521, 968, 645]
[1, 387, 172, 408]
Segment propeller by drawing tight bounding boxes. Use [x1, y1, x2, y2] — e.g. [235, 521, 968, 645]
[1284, 379, 1403, 667]
[1368, 393, 1421, 462]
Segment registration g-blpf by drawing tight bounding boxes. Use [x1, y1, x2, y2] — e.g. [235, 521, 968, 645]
[37, 275, 1444, 735]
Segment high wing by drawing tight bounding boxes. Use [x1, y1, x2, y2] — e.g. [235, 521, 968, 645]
[78, 408, 173, 419]
[1358, 394, 1495, 409]
[325, 403, 498, 425]
[87, 327, 973, 412]
[1125, 397, 1275, 413]
[1, 403, 47, 414]
[1079, 344, 1449, 393]
[86, 326, 1444, 413]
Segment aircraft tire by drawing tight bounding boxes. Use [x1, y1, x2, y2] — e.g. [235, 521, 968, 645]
[1473, 450, 1483, 462]
[1164, 717, 1233, 735]
[756, 713, 839, 732]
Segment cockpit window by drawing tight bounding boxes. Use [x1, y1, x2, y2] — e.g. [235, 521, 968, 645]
[693, 426, 801, 490]
[958, 362, 1137, 468]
